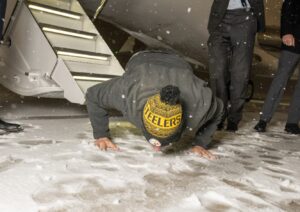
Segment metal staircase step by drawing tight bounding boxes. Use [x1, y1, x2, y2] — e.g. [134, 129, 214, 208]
[27, 2, 82, 19]
[72, 73, 118, 82]
[72, 73, 119, 94]
[40, 23, 97, 40]
[27, 0, 72, 11]
[64, 59, 124, 76]
[42, 23, 100, 53]
[46, 32, 98, 52]
[54, 47, 111, 65]
[31, 10, 83, 31]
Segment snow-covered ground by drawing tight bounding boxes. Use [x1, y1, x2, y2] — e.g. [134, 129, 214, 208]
[0, 90, 300, 212]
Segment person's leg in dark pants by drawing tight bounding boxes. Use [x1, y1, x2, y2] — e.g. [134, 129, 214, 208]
[208, 26, 231, 129]
[227, 13, 257, 128]
[255, 51, 300, 132]
[286, 56, 300, 125]
[261, 51, 300, 122]
[285, 67, 300, 133]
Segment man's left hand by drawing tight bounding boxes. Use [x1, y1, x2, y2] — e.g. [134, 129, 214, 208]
[191, 146, 217, 160]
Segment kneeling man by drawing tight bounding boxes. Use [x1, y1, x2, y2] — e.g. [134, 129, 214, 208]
[86, 50, 223, 159]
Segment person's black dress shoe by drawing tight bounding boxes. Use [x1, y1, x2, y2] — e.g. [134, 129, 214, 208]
[254, 120, 267, 132]
[0, 119, 23, 133]
[285, 123, 300, 134]
[226, 121, 238, 132]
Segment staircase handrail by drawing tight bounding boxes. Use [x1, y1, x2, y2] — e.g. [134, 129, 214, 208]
[92, 0, 107, 22]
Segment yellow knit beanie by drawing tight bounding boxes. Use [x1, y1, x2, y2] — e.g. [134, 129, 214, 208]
[143, 94, 182, 139]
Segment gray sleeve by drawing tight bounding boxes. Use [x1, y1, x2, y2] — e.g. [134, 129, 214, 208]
[86, 78, 124, 139]
[194, 98, 224, 148]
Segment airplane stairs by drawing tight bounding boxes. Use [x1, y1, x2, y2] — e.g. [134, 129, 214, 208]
[0, 0, 124, 104]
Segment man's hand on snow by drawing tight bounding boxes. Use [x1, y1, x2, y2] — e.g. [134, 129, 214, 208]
[94, 137, 119, 151]
[191, 146, 217, 160]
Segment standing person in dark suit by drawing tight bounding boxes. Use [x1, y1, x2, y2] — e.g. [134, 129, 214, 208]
[254, 0, 300, 134]
[0, 0, 23, 134]
[207, 0, 265, 132]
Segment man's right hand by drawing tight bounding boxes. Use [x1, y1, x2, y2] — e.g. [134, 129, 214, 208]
[282, 34, 295, 47]
[94, 137, 119, 151]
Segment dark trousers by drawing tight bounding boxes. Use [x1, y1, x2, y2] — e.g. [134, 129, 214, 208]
[208, 9, 257, 124]
[0, 0, 7, 39]
[260, 50, 300, 124]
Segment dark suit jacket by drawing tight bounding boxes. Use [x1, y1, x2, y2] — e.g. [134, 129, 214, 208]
[281, 0, 300, 54]
[207, 0, 265, 34]
[0, 0, 7, 39]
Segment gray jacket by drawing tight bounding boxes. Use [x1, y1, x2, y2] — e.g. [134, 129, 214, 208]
[86, 51, 223, 148]
[208, 0, 265, 34]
